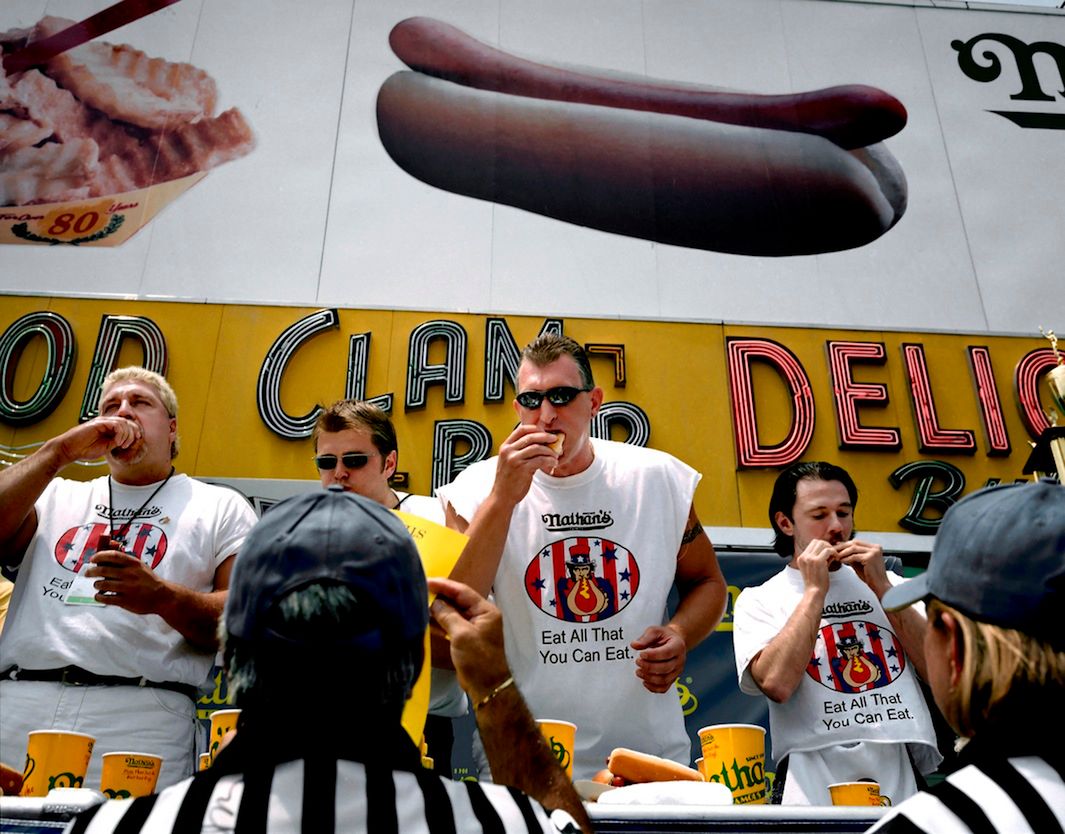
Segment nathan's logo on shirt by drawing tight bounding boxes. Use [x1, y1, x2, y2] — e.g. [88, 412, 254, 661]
[806, 621, 905, 694]
[54, 522, 168, 572]
[540, 510, 613, 532]
[822, 600, 875, 619]
[524, 537, 639, 623]
[95, 503, 163, 523]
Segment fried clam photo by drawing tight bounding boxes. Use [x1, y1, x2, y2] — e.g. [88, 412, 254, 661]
[0, 16, 254, 210]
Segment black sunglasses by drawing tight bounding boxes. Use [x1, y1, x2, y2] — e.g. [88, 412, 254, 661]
[515, 386, 592, 409]
[314, 452, 378, 470]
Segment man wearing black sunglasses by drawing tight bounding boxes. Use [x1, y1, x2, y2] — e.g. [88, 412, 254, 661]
[439, 334, 727, 780]
[311, 400, 466, 775]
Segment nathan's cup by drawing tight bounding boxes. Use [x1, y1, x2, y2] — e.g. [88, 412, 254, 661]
[100, 752, 162, 798]
[697, 724, 767, 804]
[829, 780, 891, 806]
[208, 709, 241, 764]
[536, 719, 576, 779]
[20, 730, 95, 797]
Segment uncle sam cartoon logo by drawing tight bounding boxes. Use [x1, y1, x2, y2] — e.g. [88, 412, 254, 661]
[524, 537, 640, 622]
[55, 522, 168, 572]
[806, 621, 904, 693]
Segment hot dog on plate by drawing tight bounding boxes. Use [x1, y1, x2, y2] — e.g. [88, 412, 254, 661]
[606, 747, 705, 784]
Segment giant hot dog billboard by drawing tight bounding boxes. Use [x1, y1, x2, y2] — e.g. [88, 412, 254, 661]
[2, 0, 1064, 534]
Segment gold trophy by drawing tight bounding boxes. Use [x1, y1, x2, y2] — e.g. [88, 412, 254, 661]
[1025, 328, 1065, 482]
[1043, 328, 1065, 421]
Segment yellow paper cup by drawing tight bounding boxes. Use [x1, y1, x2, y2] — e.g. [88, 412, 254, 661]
[198, 753, 211, 772]
[695, 756, 708, 780]
[698, 724, 767, 804]
[208, 709, 241, 763]
[829, 781, 891, 806]
[537, 719, 576, 779]
[99, 752, 162, 799]
[20, 730, 95, 796]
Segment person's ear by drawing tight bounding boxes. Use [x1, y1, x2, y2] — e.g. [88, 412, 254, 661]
[383, 450, 397, 480]
[775, 511, 794, 536]
[588, 386, 604, 418]
[940, 610, 964, 687]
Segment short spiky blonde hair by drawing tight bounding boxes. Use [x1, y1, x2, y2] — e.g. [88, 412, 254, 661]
[99, 367, 180, 459]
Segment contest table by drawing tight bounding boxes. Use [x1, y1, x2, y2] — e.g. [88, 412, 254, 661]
[0, 789, 102, 832]
[589, 804, 885, 833]
[1, 791, 887, 833]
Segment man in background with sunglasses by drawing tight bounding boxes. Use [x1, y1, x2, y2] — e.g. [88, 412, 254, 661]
[311, 400, 466, 776]
[439, 334, 727, 780]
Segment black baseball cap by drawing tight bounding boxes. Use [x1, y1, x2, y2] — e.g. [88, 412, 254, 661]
[881, 481, 1065, 648]
[224, 487, 428, 658]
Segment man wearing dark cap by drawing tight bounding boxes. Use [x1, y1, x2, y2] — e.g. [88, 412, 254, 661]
[69, 488, 590, 833]
[733, 461, 940, 804]
[867, 480, 1065, 832]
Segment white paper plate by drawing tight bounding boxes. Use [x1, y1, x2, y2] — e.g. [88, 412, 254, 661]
[574, 780, 617, 802]
[595, 781, 733, 806]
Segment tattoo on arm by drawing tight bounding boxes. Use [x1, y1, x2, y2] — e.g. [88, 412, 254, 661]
[681, 520, 704, 546]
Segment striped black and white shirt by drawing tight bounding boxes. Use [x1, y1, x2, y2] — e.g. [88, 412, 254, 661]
[65, 733, 569, 834]
[868, 743, 1065, 834]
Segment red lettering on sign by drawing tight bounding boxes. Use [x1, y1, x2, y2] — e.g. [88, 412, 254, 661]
[902, 344, 976, 453]
[1015, 348, 1059, 437]
[726, 337, 814, 468]
[967, 346, 1010, 455]
[826, 341, 900, 450]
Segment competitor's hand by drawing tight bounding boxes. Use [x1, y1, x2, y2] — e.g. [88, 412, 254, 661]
[428, 577, 511, 700]
[492, 424, 563, 505]
[835, 539, 890, 597]
[0, 761, 24, 796]
[793, 538, 837, 595]
[85, 546, 168, 614]
[54, 416, 142, 465]
[631, 624, 687, 693]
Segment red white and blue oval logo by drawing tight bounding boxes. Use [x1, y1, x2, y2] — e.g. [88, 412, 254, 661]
[806, 621, 906, 693]
[54, 522, 168, 573]
[524, 536, 640, 623]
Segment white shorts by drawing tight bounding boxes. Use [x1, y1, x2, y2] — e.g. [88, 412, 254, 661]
[0, 679, 196, 790]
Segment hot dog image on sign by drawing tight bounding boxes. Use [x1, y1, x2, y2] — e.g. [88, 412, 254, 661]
[525, 537, 639, 623]
[377, 17, 908, 257]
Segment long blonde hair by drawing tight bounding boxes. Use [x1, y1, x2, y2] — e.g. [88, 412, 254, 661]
[929, 599, 1065, 738]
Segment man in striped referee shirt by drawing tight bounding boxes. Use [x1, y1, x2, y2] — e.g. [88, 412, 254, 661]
[869, 480, 1065, 833]
[67, 488, 591, 833]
